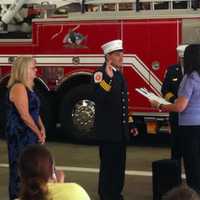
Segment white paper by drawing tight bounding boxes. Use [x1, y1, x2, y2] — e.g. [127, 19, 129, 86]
[135, 88, 171, 105]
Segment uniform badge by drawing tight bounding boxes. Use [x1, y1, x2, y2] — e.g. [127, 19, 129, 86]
[94, 72, 103, 83]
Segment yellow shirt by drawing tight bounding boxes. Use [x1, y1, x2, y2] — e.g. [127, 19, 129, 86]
[48, 183, 90, 200]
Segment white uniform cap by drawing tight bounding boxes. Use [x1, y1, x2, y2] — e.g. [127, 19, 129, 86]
[101, 40, 123, 55]
[176, 44, 188, 57]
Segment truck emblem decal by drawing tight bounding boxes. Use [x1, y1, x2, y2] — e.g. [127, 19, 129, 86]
[63, 25, 88, 49]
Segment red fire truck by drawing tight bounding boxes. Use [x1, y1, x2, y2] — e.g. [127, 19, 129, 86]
[0, 0, 200, 142]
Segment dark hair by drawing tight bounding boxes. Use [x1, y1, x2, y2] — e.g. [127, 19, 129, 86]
[162, 185, 200, 200]
[19, 144, 53, 200]
[184, 44, 200, 75]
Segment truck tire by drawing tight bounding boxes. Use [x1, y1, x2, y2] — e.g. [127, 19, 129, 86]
[59, 84, 96, 142]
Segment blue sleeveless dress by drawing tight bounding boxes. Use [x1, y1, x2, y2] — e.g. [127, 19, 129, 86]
[6, 85, 40, 200]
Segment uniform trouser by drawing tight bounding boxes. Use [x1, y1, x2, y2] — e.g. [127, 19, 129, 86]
[169, 114, 181, 160]
[180, 126, 200, 193]
[7, 132, 37, 200]
[169, 114, 182, 181]
[98, 142, 126, 200]
[170, 123, 182, 160]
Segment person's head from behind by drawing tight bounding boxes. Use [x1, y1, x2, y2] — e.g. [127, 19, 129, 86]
[7, 56, 37, 89]
[19, 144, 53, 200]
[163, 185, 200, 200]
[184, 44, 200, 75]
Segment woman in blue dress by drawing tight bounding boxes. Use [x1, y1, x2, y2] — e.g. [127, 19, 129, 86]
[6, 56, 46, 200]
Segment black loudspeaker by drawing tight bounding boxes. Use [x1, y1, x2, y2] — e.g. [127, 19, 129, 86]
[152, 159, 182, 200]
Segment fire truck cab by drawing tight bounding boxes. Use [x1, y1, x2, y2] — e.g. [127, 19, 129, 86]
[0, 0, 200, 142]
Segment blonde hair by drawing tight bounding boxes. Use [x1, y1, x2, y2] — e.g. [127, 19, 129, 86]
[7, 56, 35, 89]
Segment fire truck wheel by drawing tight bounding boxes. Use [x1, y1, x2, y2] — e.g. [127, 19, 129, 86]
[60, 84, 96, 142]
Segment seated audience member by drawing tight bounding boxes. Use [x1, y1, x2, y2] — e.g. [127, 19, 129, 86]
[163, 185, 200, 200]
[19, 144, 90, 200]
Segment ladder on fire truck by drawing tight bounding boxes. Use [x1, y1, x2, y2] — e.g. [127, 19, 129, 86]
[0, 0, 79, 25]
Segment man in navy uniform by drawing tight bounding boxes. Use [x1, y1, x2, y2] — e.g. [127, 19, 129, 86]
[161, 44, 188, 160]
[92, 40, 136, 200]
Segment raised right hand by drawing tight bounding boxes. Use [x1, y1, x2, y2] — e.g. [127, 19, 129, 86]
[55, 170, 65, 183]
[105, 59, 114, 78]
